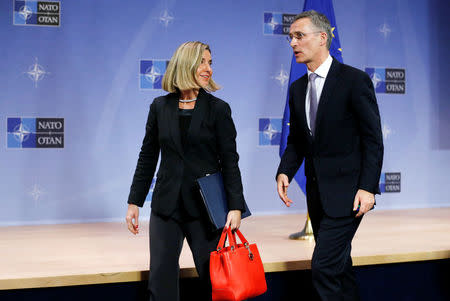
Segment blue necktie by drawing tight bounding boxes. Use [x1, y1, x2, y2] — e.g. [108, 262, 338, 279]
[308, 73, 319, 136]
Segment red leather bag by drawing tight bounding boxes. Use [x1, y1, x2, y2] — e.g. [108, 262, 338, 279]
[210, 228, 267, 301]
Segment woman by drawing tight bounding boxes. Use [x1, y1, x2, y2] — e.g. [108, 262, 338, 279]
[125, 41, 247, 301]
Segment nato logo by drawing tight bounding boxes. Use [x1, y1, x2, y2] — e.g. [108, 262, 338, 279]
[259, 118, 282, 146]
[25, 58, 50, 87]
[379, 172, 401, 193]
[365, 67, 406, 94]
[264, 12, 296, 35]
[140, 60, 169, 90]
[144, 177, 157, 202]
[7, 117, 64, 148]
[13, 1, 60, 27]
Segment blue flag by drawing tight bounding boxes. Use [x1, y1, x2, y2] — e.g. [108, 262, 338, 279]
[279, 0, 343, 194]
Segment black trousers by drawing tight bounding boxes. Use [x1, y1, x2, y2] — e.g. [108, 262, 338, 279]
[148, 211, 221, 301]
[307, 177, 362, 301]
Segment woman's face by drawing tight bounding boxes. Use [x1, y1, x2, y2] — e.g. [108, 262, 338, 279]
[196, 50, 212, 88]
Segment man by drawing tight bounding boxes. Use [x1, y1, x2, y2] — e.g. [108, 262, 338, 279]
[276, 10, 383, 301]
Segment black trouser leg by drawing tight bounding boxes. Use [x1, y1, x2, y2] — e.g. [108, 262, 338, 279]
[341, 255, 360, 301]
[306, 177, 324, 243]
[183, 218, 222, 301]
[311, 214, 362, 301]
[306, 175, 361, 301]
[148, 212, 184, 301]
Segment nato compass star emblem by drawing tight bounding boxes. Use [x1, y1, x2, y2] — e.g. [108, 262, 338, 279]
[140, 60, 168, 89]
[379, 22, 392, 39]
[30, 183, 44, 203]
[144, 65, 162, 84]
[149, 177, 157, 193]
[273, 65, 289, 87]
[267, 16, 279, 30]
[13, 122, 31, 144]
[25, 58, 50, 87]
[19, 5, 33, 20]
[382, 123, 392, 140]
[259, 118, 282, 145]
[371, 72, 382, 89]
[159, 10, 174, 27]
[144, 177, 158, 202]
[263, 123, 278, 141]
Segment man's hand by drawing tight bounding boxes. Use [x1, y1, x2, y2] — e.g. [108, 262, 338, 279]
[277, 173, 293, 207]
[353, 189, 375, 218]
[126, 204, 139, 235]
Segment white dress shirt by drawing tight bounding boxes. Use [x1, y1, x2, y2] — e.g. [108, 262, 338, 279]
[305, 54, 333, 131]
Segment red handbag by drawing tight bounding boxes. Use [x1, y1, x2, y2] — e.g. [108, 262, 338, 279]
[210, 227, 267, 301]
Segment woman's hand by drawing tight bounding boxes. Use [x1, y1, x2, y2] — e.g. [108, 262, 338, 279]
[126, 204, 139, 235]
[225, 210, 242, 231]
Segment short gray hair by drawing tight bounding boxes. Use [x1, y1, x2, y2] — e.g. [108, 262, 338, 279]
[294, 10, 332, 50]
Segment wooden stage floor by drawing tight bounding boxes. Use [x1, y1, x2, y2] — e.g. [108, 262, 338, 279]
[0, 208, 449, 290]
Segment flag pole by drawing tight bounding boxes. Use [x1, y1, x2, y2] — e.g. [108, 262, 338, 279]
[289, 212, 314, 240]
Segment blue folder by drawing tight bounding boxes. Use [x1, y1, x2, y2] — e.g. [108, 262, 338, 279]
[196, 172, 251, 229]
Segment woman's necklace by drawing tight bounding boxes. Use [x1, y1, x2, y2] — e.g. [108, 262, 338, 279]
[179, 98, 197, 103]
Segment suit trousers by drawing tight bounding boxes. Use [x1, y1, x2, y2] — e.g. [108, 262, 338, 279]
[307, 177, 362, 301]
[148, 211, 221, 301]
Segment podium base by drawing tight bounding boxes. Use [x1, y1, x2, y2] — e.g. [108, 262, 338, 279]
[289, 213, 314, 241]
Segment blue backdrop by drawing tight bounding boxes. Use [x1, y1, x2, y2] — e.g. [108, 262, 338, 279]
[1, 0, 449, 225]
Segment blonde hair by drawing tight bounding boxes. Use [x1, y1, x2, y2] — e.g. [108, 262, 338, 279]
[162, 41, 220, 93]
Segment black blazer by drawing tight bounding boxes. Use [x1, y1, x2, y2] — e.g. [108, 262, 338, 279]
[128, 89, 246, 218]
[277, 58, 384, 218]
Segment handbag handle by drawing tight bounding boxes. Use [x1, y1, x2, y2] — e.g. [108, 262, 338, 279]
[231, 229, 255, 261]
[216, 227, 237, 252]
[231, 229, 249, 245]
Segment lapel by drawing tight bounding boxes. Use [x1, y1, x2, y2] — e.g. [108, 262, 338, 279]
[186, 88, 208, 146]
[166, 93, 184, 158]
[313, 58, 341, 137]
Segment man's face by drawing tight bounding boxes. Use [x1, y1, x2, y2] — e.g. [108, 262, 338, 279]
[289, 18, 323, 64]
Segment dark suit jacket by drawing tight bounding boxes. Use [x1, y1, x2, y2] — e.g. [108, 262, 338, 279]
[128, 89, 246, 218]
[277, 58, 384, 218]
